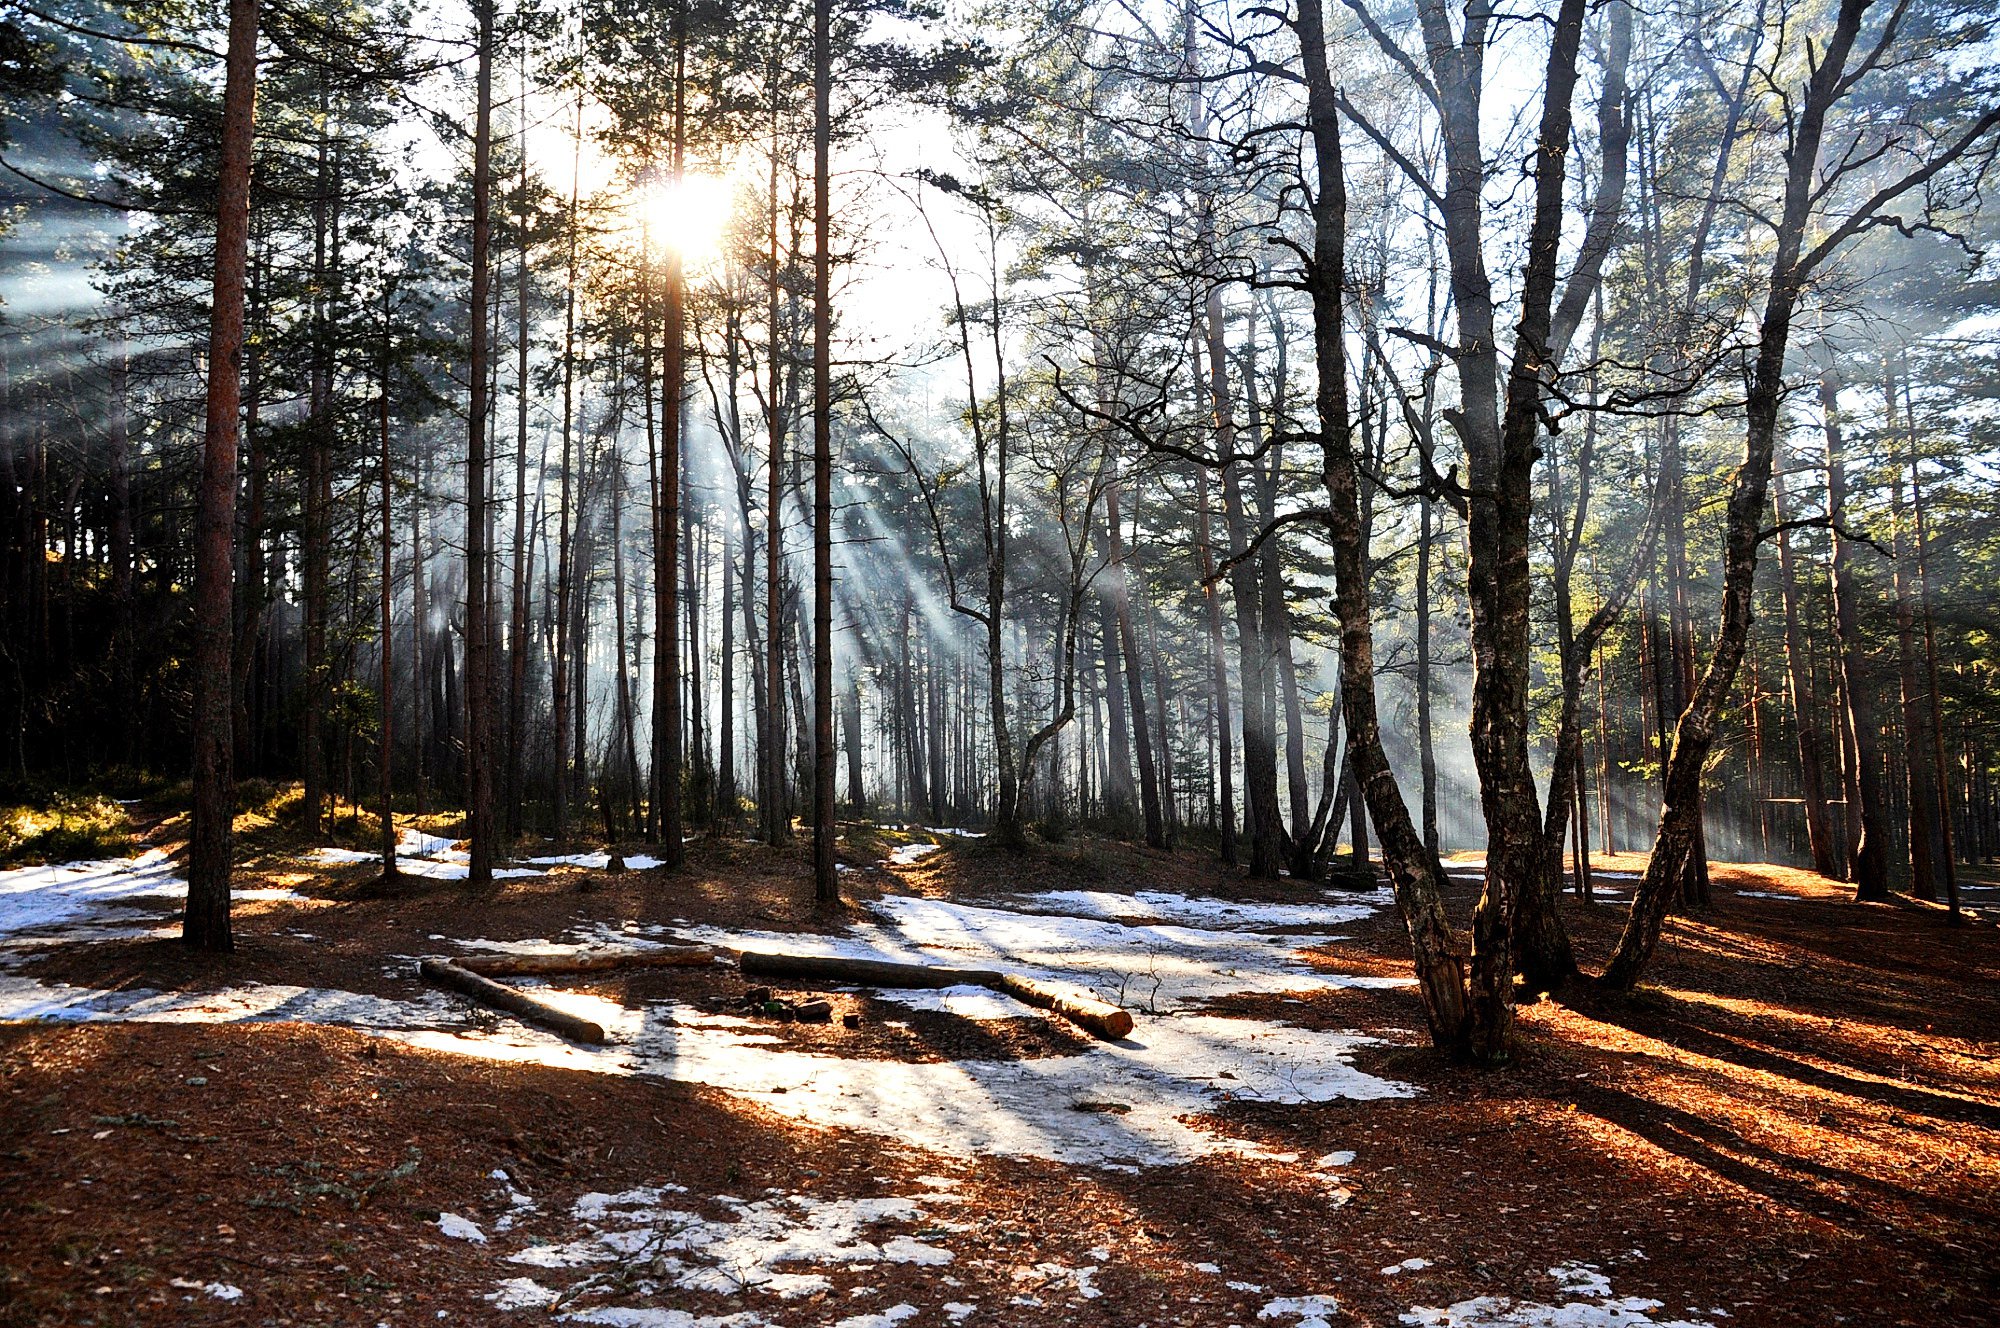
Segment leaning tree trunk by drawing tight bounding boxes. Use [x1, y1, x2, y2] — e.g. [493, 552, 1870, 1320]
[1603, 0, 1884, 987]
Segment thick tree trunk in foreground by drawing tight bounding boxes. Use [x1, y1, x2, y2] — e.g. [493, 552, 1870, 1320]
[1296, 0, 1467, 1055]
[810, 0, 837, 903]
[463, 0, 497, 885]
[185, 0, 260, 952]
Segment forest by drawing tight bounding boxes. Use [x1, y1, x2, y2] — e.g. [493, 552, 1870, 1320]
[0, 0, 1997, 1324]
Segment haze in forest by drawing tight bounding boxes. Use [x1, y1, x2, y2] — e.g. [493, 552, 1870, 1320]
[0, 0, 1997, 1074]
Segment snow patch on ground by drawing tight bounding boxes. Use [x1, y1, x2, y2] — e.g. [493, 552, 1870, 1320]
[523, 852, 668, 871]
[5, 871, 1409, 1168]
[385, 994, 1408, 1167]
[439, 1212, 489, 1243]
[684, 892, 1413, 1016]
[1022, 888, 1384, 930]
[0, 851, 304, 945]
[1400, 1263, 1715, 1327]
[487, 1182, 956, 1320]
[886, 843, 941, 866]
[314, 830, 545, 879]
[1261, 1293, 1339, 1327]
[867, 984, 1031, 1020]
[169, 1278, 243, 1302]
[0, 971, 464, 1029]
[1012, 1261, 1101, 1300]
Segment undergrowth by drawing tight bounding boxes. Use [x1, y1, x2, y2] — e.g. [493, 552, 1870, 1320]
[0, 791, 135, 866]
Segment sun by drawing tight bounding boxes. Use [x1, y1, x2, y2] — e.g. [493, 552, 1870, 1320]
[640, 173, 734, 266]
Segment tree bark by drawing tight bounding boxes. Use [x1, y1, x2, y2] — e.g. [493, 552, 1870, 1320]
[1822, 372, 1890, 900]
[1296, 0, 1468, 1055]
[185, 0, 259, 952]
[811, 0, 838, 903]
[463, 0, 497, 885]
[1771, 469, 1839, 875]
[1603, 0, 1882, 987]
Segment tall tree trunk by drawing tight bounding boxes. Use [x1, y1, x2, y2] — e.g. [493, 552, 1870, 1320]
[551, 96, 581, 844]
[1194, 460, 1236, 864]
[1212, 326, 1280, 875]
[1823, 373, 1890, 900]
[1890, 459, 1936, 899]
[811, 0, 837, 902]
[1105, 479, 1165, 849]
[463, 0, 497, 884]
[652, 19, 688, 864]
[1904, 396, 1960, 917]
[1604, 0, 1890, 986]
[378, 298, 398, 879]
[1296, 0, 1467, 1054]
[185, 0, 259, 952]
[763, 55, 789, 847]
[506, 71, 532, 842]
[301, 118, 334, 841]
[1416, 496, 1439, 855]
[1771, 469, 1838, 875]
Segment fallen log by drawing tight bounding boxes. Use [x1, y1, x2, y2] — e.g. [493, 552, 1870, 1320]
[454, 946, 717, 978]
[992, 973, 1135, 1040]
[739, 950, 1001, 989]
[419, 957, 607, 1044]
[735, 950, 1134, 1041]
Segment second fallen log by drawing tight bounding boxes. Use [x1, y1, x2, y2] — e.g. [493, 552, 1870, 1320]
[991, 974, 1135, 1040]
[454, 946, 716, 977]
[738, 950, 1002, 989]
[419, 957, 608, 1044]
[734, 949, 1135, 1041]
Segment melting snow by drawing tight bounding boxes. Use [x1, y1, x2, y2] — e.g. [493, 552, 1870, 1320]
[1022, 888, 1384, 929]
[1401, 1263, 1715, 1327]
[4, 867, 1410, 1168]
[0, 851, 303, 945]
[683, 891, 1413, 1017]
[524, 852, 669, 871]
[169, 1278, 244, 1302]
[490, 1182, 956, 1319]
[314, 830, 545, 879]
[1262, 1294, 1339, 1327]
[439, 1212, 489, 1243]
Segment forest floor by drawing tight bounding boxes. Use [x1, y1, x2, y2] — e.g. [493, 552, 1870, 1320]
[1, 801, 1996, 1328]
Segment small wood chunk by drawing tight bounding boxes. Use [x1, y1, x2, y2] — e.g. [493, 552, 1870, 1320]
[796, 999, 833, 1024]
